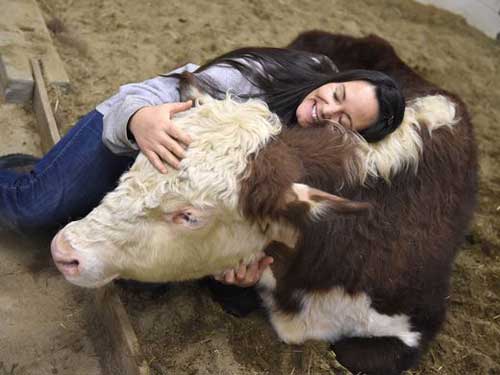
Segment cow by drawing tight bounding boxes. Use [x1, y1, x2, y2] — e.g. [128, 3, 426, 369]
[51, 32, 477, 375]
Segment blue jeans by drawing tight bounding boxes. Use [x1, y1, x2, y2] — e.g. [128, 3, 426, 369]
[0, 110, 134, 231]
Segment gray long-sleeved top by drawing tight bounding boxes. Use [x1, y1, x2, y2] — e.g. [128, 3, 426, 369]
[96, 63, 262, 155]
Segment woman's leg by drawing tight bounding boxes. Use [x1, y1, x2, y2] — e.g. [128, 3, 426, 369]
[0, 110, 134, 231]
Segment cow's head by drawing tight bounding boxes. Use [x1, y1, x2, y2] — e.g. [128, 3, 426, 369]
[50, 97, 370, 288]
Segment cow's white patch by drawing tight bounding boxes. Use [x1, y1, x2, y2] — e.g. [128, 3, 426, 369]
[289, 183, 327, 221]
[288, 183, 339, 221]
[357, 95, 458, 183]
[309, 201, 331, 221]
[259, 276, 420, 347]
[259, 267, 277, 290]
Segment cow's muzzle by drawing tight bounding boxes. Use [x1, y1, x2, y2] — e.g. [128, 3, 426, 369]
[51, 230, 80, 277]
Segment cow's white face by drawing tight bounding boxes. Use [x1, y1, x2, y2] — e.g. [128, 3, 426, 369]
[51, 186, 273, 288]
[51, 97, 283, 288]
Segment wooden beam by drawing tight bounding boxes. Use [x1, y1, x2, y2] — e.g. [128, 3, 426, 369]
[31, 58, 60, 153]
[95, 285, 150, 375]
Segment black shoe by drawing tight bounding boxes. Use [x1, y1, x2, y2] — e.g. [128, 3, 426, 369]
[0, 153, 40, 173]
[115, 279, 172, 298]
[200, 277, 261, 317]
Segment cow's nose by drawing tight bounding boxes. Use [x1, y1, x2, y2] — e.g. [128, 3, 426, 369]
[51, 231, 80, 277]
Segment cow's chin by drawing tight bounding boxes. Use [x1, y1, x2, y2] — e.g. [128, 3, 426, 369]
[64, 272, 120, 289]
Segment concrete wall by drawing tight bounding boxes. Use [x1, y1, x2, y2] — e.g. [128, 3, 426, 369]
[416, 0, 500, 39]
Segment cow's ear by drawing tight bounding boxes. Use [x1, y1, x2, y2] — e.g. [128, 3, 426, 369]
[284, 183, 372, 219]
[165, 206, 213, 230]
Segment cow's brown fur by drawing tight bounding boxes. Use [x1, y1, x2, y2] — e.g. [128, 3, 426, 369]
[239, 124, 362, 221]
[238, 32, 478, 375]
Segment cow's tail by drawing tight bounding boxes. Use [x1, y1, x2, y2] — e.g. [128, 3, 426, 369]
[330, 336, 423, 375]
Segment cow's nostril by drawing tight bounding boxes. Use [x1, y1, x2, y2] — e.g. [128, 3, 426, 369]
[55, 258, 80, 276]
[51, 230, 82, 277]
[60, 259, 79, 267]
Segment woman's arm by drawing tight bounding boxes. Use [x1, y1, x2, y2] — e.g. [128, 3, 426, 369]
[98, 62, 261, 171]
[98, 63, 199, 156]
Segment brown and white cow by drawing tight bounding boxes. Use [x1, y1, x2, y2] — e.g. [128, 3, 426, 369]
[51, 32, 477, 375]
[51, 96, 369, 286]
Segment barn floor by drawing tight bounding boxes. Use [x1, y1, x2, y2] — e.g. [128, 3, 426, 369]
[120, 282, 349, 375]
[0, 102, 103, 375]
[0, 0, 499, 374]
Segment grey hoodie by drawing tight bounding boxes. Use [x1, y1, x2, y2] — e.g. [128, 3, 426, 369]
[96, 63, 261, 155]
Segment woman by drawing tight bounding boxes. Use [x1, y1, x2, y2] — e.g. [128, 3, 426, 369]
[0, 47, 405, 288]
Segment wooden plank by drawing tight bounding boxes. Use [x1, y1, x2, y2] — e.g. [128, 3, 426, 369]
[31, 58, 60, 153]
[0, 0, 69, 103]
[0, 33, 34, 103]
[95, 285, 150, 375]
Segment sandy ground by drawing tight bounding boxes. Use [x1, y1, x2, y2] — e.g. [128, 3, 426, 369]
[120, 282, 351, 375]
[0, 98, 102, 374]
[1, 0, 498, 374]
[0, 228, 102, 375]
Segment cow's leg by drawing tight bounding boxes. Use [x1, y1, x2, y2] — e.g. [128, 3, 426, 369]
[256, 268, 308, 343]
[331, 336, 422, 375]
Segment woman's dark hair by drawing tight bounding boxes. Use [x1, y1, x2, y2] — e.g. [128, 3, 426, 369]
[179, 47, 405, 142]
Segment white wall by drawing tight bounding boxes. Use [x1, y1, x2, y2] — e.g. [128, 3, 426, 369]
[416, 0, 500, 39]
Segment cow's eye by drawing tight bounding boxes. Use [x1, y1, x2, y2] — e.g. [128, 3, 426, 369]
[167, 206, 212, 229]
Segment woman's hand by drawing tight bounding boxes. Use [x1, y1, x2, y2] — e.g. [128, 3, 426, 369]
[214, 252, 274, 287]
[128, 101, 193, 173]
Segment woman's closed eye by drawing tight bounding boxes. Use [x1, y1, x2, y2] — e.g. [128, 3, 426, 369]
[333, 86, 342, 103]
[334, 85, 353, 129]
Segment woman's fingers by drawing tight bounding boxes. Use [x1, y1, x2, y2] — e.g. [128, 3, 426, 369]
[148, 131, 186, 171]
[154, 129, 186, 161]
[224, 269, 235, 284]
[167, 101, 193, 141]
[245, 260, 260, 284]
[166, 122, 192, 147]
[155, 146, 180, 170]
[236, 262, 247, 281]
[167, 101, 193, 145]
[169, 100, 193, 114]
[212, 255, 275, 287]
[259, 256, 274, 270]
[145, 151, 167, 174]
[145, 140, 182, 173]
[217, 255, 275, 287]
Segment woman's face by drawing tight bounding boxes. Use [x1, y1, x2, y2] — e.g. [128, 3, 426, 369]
[296, 80, 379, 131]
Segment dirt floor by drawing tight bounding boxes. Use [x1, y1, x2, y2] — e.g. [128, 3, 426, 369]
[119, 281, 352, 375]
[0, 227, 102, 375]
[0, 97, 102, 374]
[1, 0, 498, 374]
